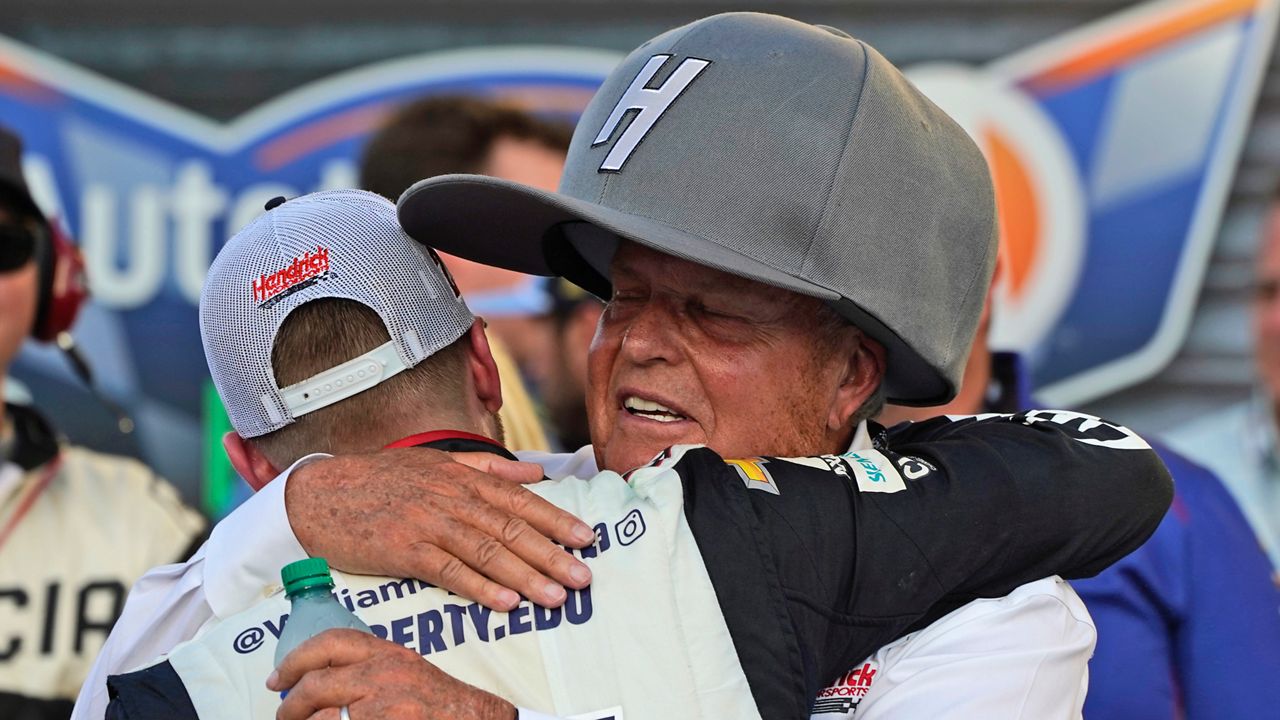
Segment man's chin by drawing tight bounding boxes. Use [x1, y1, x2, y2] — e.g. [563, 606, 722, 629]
[598, 415, 707, 473]
[601, 438, 700, 474]
[603, 448, 664, 474]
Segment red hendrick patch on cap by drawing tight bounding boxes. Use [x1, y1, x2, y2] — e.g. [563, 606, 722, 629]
[253, 246, 330, 306]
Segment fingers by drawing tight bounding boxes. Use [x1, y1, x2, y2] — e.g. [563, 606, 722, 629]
[297, 710, 341, 720]
[451, 484, 594, 592]
[298, 710, 342, 720]
[430, 520, 574, 607]
[276, 667, 363, 720]
[476, 478, 596, 548]
[270, 629, 381, 691]
[407, 541, 525, 610]
[283, 448, 597, 612]
[438, 451, 595, 548]
[450, 453, 544, 484]
[274, 632, 477, 720]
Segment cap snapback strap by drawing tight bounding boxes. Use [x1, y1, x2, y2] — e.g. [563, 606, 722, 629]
[273, 340, 411, 420]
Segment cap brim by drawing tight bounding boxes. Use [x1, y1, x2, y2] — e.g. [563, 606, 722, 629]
[398, 173, 841, 302]
[398, 173, 953, 405]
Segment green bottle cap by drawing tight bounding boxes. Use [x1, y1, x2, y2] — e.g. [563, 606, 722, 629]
[281, 557, 333, 596]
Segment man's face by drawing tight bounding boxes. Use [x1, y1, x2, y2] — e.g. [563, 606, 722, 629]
[0, 206, 38, 373]
[484, 136, 565, 192]
[587, 243, 864, 472]
[1254, 206, 1280, 403]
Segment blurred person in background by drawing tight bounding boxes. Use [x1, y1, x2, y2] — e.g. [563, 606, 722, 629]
[881, 264, 1280, 719]
[0, 125, 206, 718]
[360, 96, 577, 450]
[1165, 191, 1280, 573]
[540, 278, 601, 451]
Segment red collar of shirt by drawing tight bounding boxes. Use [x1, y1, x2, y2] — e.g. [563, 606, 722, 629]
[383, 430, 505, 451]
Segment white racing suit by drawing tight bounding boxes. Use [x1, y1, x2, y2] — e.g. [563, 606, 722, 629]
[105, 412, 1171, 719]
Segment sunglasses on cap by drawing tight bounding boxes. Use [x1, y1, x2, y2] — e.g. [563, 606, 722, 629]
[0, 218, 39, 272]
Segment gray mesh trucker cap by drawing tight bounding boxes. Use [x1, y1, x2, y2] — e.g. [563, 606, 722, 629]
[398, 12, 996, 405]
[201, 189, 474, 438]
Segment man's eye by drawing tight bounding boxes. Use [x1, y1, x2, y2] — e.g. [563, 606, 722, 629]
[694, 303, 741, 321]
[607, 291, 646, 314]
[610, 290, 643, 303]
[1257, 280, 1280, 303]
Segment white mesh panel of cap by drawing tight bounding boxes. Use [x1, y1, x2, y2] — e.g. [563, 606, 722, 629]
[199, 189, 474, 438]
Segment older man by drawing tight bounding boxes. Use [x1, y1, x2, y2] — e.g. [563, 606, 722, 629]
[78, 13, 1161, 720]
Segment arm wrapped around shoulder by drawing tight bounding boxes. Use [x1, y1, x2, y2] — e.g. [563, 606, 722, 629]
[672, 412, 1171, 713]
[883, 410, 1174, 592]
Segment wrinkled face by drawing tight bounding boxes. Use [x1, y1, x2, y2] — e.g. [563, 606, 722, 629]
[0, 207, 37, 374]
[1254, 207, 1280, 403]
[587, 242, 862, 472]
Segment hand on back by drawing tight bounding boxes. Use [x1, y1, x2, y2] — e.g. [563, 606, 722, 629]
[286, 448, 595, 610]
[270, 629, 516, 720]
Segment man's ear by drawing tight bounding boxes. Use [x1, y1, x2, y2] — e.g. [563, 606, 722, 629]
[222, 431, 281, 492]
[464, 318, 504, 415]
[828, 335, 887, 432]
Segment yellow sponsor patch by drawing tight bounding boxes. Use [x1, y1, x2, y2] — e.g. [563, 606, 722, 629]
[724, 457, 781, 495]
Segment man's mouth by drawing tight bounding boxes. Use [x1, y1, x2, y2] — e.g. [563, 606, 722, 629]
[622, 395, 690, 423]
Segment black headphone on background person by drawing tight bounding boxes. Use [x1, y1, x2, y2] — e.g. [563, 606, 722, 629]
[1, 127, 89, 342]
[0, 188, 90, 343]
[3, 206, 128, 431]
[2, 125, 129, 432]
[30, 217, 89, 343]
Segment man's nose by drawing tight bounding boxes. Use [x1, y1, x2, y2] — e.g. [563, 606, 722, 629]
[618, 299, 681, 366]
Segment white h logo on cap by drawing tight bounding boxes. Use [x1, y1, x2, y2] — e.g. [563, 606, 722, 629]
[593, 54, 710, 172]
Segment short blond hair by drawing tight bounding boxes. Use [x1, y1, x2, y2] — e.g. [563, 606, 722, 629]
[250, 298, 470, 468]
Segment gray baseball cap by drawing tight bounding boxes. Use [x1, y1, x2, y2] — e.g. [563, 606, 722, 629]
[398, 12, 996, 405]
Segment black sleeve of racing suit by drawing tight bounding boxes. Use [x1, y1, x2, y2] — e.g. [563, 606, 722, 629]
[679, 411, 1172, 720]
[104, 661, 199, 720]
[0, 692, 74, 720]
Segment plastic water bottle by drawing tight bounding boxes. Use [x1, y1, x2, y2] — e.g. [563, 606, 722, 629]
[274, 557, 373, 668]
